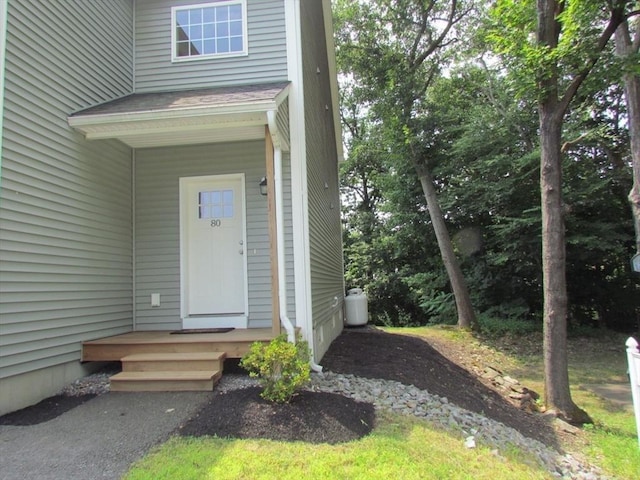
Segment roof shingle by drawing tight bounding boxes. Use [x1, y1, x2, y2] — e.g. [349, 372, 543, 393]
[71, 82, 291, 117]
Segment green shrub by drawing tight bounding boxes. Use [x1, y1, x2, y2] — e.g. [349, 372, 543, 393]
[476, 313, 541, 337]
[240, 334, 311, 403]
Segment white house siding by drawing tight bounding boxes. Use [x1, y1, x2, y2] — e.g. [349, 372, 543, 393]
[134, 140, 295, 329]
[0, 0, 134, 414]
[300, 1, 344, 359]
[135, 0, 288, 92]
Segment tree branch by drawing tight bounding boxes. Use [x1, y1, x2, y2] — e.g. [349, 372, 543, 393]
[560, 132, 589, 152]
[558, 4, 626, 114]
[340, 110, 359, 140]
[630, 12, 640, 52]
[413, 0, 458, 67]
[408, 0, 436, 65]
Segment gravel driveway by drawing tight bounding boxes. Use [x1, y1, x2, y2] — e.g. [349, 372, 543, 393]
[0, 391, 210, 480]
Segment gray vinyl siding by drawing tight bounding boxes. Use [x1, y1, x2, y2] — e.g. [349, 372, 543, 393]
[134, 141, 295, 329]
[300, 1, 343, 357]
[281, 150, 296, 319]
[0, 0, 134, 379]
[276, 97, 290, 148]
[135, 0, 288, 93]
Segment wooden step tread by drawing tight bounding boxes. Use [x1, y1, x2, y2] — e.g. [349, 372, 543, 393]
[120, 352, 226, 362]
[110, 370, 222, 392]
[111, 370, 220, 381]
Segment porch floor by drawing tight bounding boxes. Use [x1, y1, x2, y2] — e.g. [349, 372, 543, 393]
[82, 328, 276, 362]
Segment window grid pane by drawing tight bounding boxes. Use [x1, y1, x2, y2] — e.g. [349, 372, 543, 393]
[175, 2, 244, 59]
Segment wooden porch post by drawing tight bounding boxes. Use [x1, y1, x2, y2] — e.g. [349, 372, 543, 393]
[265, 127, 281, 336]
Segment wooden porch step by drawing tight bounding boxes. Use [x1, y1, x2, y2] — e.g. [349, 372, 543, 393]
[110, 370, 222, 392]
[120, 352, 226, 372]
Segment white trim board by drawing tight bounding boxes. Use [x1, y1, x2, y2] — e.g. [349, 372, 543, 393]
[284, 0, 313, 356]
[182, 315, 248, 329]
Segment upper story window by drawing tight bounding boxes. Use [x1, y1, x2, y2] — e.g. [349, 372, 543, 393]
[171, 1, 248, 62]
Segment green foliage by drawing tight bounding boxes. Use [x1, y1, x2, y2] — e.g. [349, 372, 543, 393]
[485, 0, 621, 99]
[476, 311, 542, 338]
[339, 56, 638, 331]
[421, 291, 457, 325]
[240, 334, 311, 403]
[336, 1, 639, 331]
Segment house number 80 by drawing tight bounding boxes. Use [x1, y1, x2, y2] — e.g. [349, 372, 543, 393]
[210, 219, 221, 227]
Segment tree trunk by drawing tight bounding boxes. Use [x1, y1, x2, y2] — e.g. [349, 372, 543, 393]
[535, 0, 594, 426]
[539, 106, 591, 423]
[615, 22, 640, 255]
[416, 166, 476, 329]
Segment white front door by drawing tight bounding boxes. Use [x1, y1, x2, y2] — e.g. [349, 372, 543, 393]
[180, 174, 247, 328]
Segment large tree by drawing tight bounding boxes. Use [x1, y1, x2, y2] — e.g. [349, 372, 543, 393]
[335, 0, 477, 328]
[614, 14, 640, 257]
[489, 0, 632, 423]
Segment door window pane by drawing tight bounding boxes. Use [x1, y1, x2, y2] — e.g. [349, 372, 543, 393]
[198, 189, 234, 218]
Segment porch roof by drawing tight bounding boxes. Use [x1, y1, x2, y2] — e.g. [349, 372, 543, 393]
[68, 82, 291, 148]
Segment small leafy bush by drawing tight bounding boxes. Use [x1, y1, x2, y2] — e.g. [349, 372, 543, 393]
[240, 334, 311, 403]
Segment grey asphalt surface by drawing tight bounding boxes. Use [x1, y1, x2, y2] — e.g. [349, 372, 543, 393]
[581, 382, 634, 411]
[0, 392, 211, 480]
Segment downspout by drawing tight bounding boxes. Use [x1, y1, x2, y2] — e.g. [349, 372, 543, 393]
[267, 111, 295, 344]
[131, 149, 137, 330]
[130, 3, 136, 330]
[267, 111, 322, 372]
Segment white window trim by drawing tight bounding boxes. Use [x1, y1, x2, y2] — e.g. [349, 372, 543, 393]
[171, 0, 248, 63]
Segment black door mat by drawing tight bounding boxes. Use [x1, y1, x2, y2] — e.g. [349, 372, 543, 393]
[170, 327, 235, 334]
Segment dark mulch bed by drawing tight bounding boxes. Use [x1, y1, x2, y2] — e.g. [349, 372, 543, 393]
[0, 394, 96, 426]
[179, 327, 556, 446]
[178, 386, 375, 444]
[321, 327, 558, 447]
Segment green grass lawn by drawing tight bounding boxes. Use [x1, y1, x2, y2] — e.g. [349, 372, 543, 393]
[124, 326, 640, 480]
[124, 411, 552, 480]
[399, 326, 640, 479]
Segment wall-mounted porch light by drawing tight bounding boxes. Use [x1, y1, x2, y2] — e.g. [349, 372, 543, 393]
[259, 177, 268, 196]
